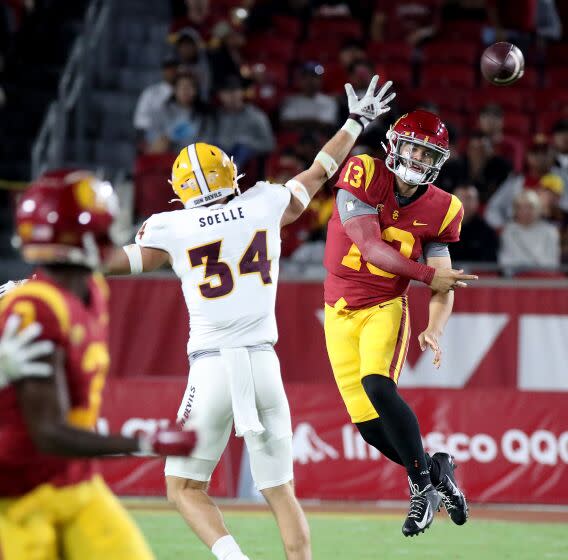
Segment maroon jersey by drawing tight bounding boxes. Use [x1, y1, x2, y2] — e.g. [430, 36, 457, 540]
[324, 155, 463, 309]
[0, 271, 110, 496]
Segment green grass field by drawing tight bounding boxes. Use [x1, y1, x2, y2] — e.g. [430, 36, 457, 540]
[132, 509, 568, 560]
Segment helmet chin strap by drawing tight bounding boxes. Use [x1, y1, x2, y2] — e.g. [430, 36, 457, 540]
[395, 163, 427, 186]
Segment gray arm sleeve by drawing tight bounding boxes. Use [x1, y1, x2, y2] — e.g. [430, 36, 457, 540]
[423, 242, 450, 259]
[336, 188, 377, 224]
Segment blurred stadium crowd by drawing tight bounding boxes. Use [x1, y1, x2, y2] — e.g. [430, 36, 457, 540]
[1, 0, 568, 277]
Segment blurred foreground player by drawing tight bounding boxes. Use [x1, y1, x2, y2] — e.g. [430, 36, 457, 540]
[0, 170, 196, 560]
[103, 76, 395, 560]
[324, 110, 474, 536]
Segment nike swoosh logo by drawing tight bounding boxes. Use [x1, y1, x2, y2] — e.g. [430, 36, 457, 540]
[447, 477, 461, 497]
[413, 220, 428, 226]
[415, 503, 431, 530]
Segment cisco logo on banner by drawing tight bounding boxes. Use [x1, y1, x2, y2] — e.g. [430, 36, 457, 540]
[293, 423, 568, 467]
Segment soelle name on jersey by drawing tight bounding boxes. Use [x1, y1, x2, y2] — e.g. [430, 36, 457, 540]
[198, 206, 245, 228]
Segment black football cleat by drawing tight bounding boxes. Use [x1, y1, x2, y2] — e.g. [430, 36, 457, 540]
[431, 452, 469, 525]
[402, 479, 441, 537]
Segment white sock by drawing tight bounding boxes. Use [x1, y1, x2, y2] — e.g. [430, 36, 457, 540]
[211, 535, 247, 560]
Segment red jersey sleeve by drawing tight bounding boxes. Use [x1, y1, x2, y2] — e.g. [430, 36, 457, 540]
[335, 155, 392, 209]
[0, 282, 70, 346]
[436, 194, 464, 243]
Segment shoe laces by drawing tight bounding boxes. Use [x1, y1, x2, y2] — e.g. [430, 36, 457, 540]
[436, 477, 458, 511]
[407, 481, 432, 519]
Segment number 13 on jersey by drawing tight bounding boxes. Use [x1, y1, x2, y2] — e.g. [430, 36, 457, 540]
[187, 230, 272, 299]
[341, 226, 415, 279]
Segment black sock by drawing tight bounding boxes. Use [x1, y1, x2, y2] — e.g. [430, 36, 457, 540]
[356, 418, 404, 466]
[362, 375, 431, 490]
[427, 453, 441, 485]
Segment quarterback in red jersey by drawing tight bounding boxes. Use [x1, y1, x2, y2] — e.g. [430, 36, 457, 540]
[0, 170, 196, 560]
[324, 110, 475, 537]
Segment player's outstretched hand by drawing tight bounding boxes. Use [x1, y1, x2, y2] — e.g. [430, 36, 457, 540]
[345, 74, 396, 130]
[418, 330, 442, 369]
[138, 429, 197, 457]
[430, 269, 478, 293]
[0, 315, 55, 382]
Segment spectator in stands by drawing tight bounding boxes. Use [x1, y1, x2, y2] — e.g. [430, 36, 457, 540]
[146, 72, 214, 154]
[339, 38, 367, 71]
[485, 134, 565, 229]
[551, 119, 568, 213]
[174, 27, 211, 99]
[451, 185, 498, 262]
[214, 75, 275, 168]
[499, 189, 560, 272]
[170, 0, 212, 36]
[280, 61, 338, 133]
[478, 103, 524, 172]
[133, 54, 179, 144]
[436, 131, 512, 201]
[208, 20, 245, 90]
[552, 118, 568, 173]
[370, 0, 442, 45]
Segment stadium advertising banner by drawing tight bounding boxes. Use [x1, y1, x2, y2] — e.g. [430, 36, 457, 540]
[101, 279, 568, 503]
[98, 380, 568, 504]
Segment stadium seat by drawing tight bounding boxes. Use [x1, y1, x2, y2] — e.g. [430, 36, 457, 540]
[438, 110, 468, 134]
[539, 88, 568, 112]
[502, 113, 532, 137]
[321, 62, 349, 94]
[421, 64, 476, 89]
[440, 20, 483, 41]
[308, 18, 363, 41]
[272, 15, 302, 39]
[94, 140, 136, 170]
[375, 63, 413, 88]
[545, 43, 568, 65]
[125, 44, 164, 69]
[92, 90, 137, 118]
[118, 68, 160, 94]
[296, 39, 340, 63]
[247, 61, 289, 88]
[546, 67, 568, 89]
[367, 41, 413, 64]
[470, 88, 527, 112]
[243, 35, 296, 64]
[133, 153, 177, 218]
[422, 41, 479, 65]
[535, 110, 568, 134]
[403, 86, 470, 113]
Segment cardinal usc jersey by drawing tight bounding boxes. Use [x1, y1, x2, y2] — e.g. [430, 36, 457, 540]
[0, 271, 110, 496]
[136, 182, 291, 353]
[324, 155, 463, 309]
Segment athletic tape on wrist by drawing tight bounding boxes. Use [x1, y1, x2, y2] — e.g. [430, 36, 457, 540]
[123, 244, 143, 274]
[341, 118, 364, 139]
[315, 151, 339, 179]
[285, 179, 311, 209]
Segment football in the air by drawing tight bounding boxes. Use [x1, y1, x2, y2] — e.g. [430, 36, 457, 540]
[480, 42, 525, 86]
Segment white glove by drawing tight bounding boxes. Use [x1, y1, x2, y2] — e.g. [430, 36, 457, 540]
[0, 278, 29, 299]
[345, 74, 396, 130]
[0, 315, 55, 382]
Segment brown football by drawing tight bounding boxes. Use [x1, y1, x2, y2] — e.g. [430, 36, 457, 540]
[480, 42, 525, 86]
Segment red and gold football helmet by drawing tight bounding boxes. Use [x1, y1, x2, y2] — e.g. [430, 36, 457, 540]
[384, 110, 450, 186]
[15, 169, 118, 269]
